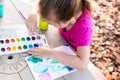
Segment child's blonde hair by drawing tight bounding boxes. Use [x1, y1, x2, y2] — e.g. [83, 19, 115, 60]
[39, 0, 92, 21]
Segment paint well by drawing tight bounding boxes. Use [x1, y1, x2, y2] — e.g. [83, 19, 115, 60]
[37, 36, 41, 40]
[6, 47, 11, 51]
[26, 37, 31, 41]
[0, 40, 4, 44]
[21, 37, 25, 41]
[18, 46, 22, 50]
[5, 39, 9, 43]
[23, 45, 27, 49]
[32, 36, 36, 40]
[28, 44, 33, 48]
[16, 38, 20, 42]
[12, 46, 17, 51]
[11, 38, 15, 43]
[34, 44, 39, 48]
[1, 48, 5, 52]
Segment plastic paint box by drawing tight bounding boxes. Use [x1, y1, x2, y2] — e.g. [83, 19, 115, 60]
[0, 35, 48, 56]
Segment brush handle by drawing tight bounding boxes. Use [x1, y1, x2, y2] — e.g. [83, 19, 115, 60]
[18, 10, 26, 21]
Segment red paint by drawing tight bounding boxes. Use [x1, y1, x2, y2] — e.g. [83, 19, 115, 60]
[6, 47, 11, 51]
[5, 39, 9, 43]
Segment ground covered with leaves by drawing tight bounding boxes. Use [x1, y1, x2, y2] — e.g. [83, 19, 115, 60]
[90, 0, 120, 80]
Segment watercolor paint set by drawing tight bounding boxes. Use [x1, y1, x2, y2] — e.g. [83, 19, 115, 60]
[0, 35, 48, 56]
[25, 45, 76, 80]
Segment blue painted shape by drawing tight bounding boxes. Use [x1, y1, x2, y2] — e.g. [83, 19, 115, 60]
[33, 64, 48, 73]
[46, 58, 50, 60]
[51, 60, 59, 64]
[65, 66, 74, 71]
[51, 65, 66, 72]
[27, 56, 43, 63]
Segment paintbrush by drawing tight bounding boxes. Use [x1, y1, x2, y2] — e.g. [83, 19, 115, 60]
[10, 0, 40, 35]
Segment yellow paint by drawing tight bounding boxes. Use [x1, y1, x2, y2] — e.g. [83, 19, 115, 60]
[12, 46, 16, 51]
[16, 38, 20, 42]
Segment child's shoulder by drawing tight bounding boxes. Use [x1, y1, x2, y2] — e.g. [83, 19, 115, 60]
[81, 9, 91, 17]
[80, 9, 92, 19]
[76, 9, 93, 28]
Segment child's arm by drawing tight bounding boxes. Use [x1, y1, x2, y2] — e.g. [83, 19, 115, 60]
[25, 1, 39, 32]
[28, 46, 90, 70]
[50, 46, 90, 70]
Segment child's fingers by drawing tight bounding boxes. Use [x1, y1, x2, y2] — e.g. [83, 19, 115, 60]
[25, 20, 32, 32]
[28, 50, 42, 58]
[25, 19, 35, 32]
[28, 50, 36, 55]
[28, 48, 39, 52]
[32, 24, 37, 32]
[28, 48, 40, 55]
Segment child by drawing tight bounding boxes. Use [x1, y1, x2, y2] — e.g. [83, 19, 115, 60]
[25, 0, 93, 70]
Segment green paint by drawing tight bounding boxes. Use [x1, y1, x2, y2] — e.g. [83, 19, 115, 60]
[23, 45, 27, 49]
[21, 37, 25, 41]
[33, 56, 38, 60]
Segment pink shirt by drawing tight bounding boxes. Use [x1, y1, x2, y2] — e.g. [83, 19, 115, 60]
[59, 9, 93, 51]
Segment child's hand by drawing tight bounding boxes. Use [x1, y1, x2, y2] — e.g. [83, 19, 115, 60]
[27, 47, 53, 58]
[25, 14, 37, 33]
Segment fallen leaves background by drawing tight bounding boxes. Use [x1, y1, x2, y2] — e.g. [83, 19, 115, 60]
[90, 0, 120, 80]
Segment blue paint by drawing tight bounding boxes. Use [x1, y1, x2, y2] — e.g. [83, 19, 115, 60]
[28, 44, 33, 48]
[51, 60, 59, 64]
[46, 58, 50, 60]
[66, 66, 74, 71]
[51, 65, 66, 72]
[42, 68, 48, 73]
[27, 56, 43, 63]
[34, 44, 39, 48]
[33, 64, 48, 73]
[26, 37, 31, 41]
